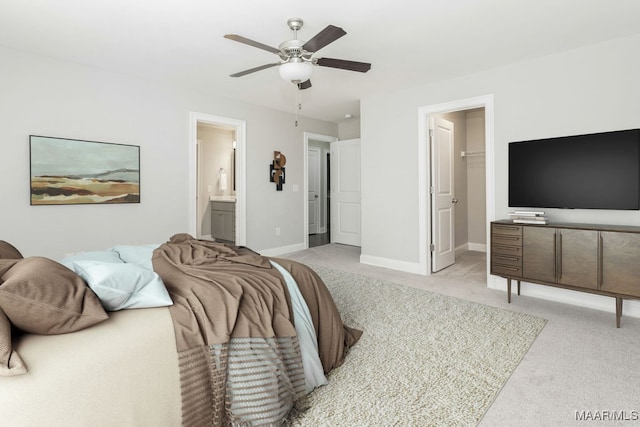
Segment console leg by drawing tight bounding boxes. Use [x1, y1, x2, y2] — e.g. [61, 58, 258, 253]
[517, 280, 521, 296]
[616, 297, 623, 328]
[507, 278, 512, 304]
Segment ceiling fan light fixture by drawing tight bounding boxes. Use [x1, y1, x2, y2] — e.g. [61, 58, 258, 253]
[279, 60, 313, 83]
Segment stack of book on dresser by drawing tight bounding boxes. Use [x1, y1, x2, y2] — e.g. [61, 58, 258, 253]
[509, 211, 549, 224]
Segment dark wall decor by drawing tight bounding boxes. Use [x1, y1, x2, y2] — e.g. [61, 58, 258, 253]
[270, 151, 286, 191]
[30, 135, 140, 205]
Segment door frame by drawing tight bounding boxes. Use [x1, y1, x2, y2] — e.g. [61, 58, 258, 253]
[303, 132, 338, 249]
[417, 95, 495, 277]
[188, 111, 246, 246]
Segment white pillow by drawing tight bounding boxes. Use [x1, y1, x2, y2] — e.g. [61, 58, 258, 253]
[71, 260, 172, 311]
[110, 244, 159, 270]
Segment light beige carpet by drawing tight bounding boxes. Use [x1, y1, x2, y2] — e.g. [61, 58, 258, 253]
[289, 265, 547, 427]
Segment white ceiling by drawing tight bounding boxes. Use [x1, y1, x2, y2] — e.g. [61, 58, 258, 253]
[1, 0, 639, 123]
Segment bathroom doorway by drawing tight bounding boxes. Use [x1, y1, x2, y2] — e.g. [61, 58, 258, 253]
[188, 112, 246, 246]
[197, 123, 237, 243]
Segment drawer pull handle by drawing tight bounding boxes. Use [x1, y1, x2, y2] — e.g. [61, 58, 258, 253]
[496, 235, 520, 241]
[497, 226, 520, 230]
[496, 255, 519, 261]
[494, 244, 519, 251]
[498, 266, 520, 272]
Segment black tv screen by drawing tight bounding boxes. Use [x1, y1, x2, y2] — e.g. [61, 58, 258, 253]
[509, 129, 640, 210]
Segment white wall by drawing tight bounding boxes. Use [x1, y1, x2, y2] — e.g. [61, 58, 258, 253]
[0, 46, 337, 259]
[338, 117, 361, 140]
[361, 34, 640, 315]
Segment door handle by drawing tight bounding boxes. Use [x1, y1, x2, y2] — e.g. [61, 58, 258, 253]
[452, 198, 458, 204]
[314, 195, 318, 198]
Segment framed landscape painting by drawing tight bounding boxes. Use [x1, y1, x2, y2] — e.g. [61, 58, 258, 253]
[30, 135, 140, 205]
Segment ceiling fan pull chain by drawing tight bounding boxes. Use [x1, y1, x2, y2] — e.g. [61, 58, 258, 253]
[294, 88, 299, 127]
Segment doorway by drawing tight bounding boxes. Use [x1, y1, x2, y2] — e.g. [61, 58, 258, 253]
[307, 141, 330, 248]
[417, 95, 496, 277]
[431, 108, 487, 273]
[197, 123, 236, 243]
[188, 112, 246, 246]
[304, 132, 337, 249]
[308, 145, 331, 248]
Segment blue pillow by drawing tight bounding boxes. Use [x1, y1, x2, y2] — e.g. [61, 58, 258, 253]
[110, 244, 159, 270]
[60, 250, 123, 270]
[71, 260, 172, 311]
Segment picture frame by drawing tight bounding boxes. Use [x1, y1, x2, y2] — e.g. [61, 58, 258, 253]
[269, 164, 285, 191]
[30, 135, 140, 205]
[270, 151, 287, 191]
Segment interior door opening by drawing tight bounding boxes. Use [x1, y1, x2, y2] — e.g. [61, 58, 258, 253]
[197, 122, 237, 243]
[308, 145, 331, 248]
[418, 94, 496, 283]
[304, 132, 337, 249]
[189, 112, 246, 247]
[428, 107, 488, 274]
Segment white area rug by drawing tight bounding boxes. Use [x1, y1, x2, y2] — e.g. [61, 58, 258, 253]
[289, 265, 547, 426]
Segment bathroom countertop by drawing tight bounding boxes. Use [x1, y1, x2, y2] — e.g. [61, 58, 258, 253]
[210, 195, 236, 202]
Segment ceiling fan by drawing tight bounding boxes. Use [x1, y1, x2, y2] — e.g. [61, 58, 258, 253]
[224, 18, 371, 90]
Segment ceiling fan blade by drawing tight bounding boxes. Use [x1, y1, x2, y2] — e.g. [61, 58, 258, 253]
[224, 34, 281, 54]
[316, 57, 371, 73]
[302, 25, 346, 52]
[230, 63, 280, 78]
[297, 79, 312, 90]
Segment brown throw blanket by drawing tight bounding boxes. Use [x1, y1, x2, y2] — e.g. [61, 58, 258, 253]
[152, 234, 361, 426]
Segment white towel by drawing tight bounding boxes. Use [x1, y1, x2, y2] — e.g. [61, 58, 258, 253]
[219, 169, 227, 191]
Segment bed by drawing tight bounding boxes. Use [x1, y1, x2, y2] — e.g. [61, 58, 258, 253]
[0, 235, 361, 426]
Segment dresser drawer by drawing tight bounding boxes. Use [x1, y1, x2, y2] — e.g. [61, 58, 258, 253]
[492, 253, 522, 267]
[492, 234, 523, 247]
[492, 244, 523, 257]
[491, 264, 522, 277]
[491, 224, 522, 236]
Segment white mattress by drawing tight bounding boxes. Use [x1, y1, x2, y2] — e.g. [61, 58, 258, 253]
[0, 307, 182, 427]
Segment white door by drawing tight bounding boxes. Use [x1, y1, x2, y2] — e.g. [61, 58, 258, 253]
[330, 139, 361, 246]
[307, 147, 321, 235]
[431, 117, 456, 272]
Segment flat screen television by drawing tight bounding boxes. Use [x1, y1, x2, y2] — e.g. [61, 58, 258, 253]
[509, 129, 640, 210]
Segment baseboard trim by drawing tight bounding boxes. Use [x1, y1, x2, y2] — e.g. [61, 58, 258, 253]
[456, 242, 487, 253]
[361, 244, 486, 276]
[467, 242, 487, 252]
[259, 242, 307, 257]
[360, 254, 425, 275]
[488, 275, 640, 319]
